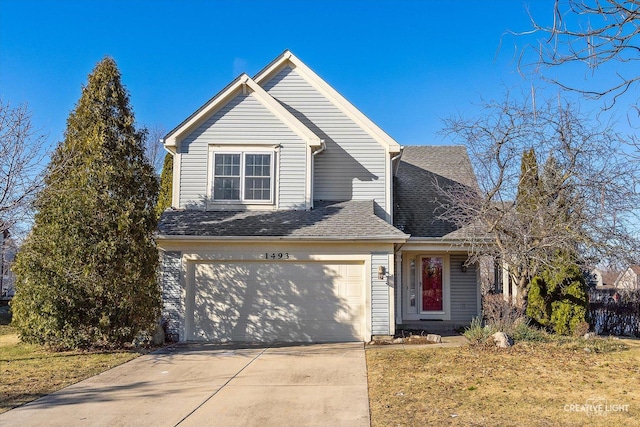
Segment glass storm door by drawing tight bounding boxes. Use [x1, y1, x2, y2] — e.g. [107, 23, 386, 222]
[421, 257, 443, 311]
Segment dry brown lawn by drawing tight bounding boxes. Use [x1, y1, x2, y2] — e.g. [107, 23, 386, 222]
[0, 310, 140, 413]
[367, 339, 640, 426]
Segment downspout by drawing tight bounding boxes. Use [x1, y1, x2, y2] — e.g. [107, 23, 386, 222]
[312, 140, 326, 157]
[310, 140, 326, 209]
[390, 147, 406, 327]
[387, 146, 405, 225]
[391, 146, 404, 176]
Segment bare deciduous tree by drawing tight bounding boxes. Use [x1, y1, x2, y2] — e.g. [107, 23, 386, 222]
[144, 124, 166, 174]
[522, 0, 639, 110]
[439, 95, 640, 308]
[0, 101, 47, 236]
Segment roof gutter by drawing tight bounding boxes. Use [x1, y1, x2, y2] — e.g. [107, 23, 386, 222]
[160, 138, 176, 155]
[154, 234, 409, 244]
[312, 140, 326, 156]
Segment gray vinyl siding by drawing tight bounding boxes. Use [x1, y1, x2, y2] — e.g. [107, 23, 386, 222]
[449, 254, 480, 322]
[371, 252, 391, 335]
[178, 92, 308, 209]
[161, 251, 183, 339]
[262, 66, 388, 218]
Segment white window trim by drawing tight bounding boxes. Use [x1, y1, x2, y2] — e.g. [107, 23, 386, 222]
[207, 145, 277, 206]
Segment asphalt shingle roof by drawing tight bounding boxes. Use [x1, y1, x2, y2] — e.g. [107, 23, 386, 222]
[394, 145, 479, 238]
[157, 200, 408, 240]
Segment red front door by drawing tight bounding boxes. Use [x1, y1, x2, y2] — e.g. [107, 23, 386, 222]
[422, 257, 443, 311]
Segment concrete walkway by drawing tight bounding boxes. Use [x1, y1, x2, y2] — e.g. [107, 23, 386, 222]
[0, 342, 370, 427]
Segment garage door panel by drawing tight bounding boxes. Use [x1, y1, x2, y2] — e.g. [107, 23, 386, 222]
[189, 262, 365, 342]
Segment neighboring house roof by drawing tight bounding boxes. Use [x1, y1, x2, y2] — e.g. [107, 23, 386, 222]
[253, 50, 401, 153]
[602, 270, 623, 286]
[163, 73, 322, 149]
[157, 200, 408, 241]
[394, 145, 479, 238]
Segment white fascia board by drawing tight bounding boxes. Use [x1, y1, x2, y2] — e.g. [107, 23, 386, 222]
[163, 74, 249, 148]
[402, 237, 475, 251]
[254, 50, 401, 153]
[163, 73, 321, 149]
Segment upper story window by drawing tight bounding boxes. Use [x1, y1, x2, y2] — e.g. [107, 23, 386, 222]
[210, 148, 275, 204]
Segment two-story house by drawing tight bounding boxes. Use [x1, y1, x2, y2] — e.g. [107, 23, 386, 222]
[615, 266, 640, 292]
[156, 50, 480, 343]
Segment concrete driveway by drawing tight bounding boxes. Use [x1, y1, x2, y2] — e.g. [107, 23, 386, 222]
[0, 342, 370, 427]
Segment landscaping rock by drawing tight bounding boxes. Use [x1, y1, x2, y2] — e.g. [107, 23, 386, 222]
[426, 334, 442, 343]
[583, 332, 597, 340]
[492, 332, 513, 348]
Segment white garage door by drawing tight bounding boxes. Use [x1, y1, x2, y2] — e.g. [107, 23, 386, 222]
[186, 261, 365, 342]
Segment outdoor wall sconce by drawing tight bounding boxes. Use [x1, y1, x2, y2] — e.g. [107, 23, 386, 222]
[461, 262, 467, 273]
[378, 265, 386, 280]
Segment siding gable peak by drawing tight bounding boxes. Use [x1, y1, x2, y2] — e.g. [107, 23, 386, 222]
[254, 50, 401, 154]
[163, 73, 322, 150]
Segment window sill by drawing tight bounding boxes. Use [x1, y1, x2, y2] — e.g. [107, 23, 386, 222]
[206, 202, 277, 211]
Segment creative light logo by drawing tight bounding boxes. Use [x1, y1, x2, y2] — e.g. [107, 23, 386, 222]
[564, 397, 630, 417]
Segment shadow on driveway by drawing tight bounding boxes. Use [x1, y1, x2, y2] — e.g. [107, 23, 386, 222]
[0, 342, 370, 427]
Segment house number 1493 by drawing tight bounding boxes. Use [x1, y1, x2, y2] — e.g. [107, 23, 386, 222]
[265, 252, 290, 260]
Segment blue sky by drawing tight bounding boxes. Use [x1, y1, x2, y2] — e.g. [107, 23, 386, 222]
[0, 0, 629, 151]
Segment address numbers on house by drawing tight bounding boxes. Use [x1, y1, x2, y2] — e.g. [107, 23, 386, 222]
[264, 252, 290, 260]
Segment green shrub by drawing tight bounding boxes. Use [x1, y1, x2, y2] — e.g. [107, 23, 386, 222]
[512, 320, 550, 342]
[464, 317, 495, 345]
[526, 276, 551, 328]
[525, 255, 589, 336]
[550, 278, 589, 335]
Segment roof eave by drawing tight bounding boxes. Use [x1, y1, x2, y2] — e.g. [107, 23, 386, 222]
[155, 234, 408, 243]
[164, 73, 248, 148]
[403, 236, 478, 248]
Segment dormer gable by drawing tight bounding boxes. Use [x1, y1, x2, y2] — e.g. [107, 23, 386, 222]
[164, 73, 322, 151]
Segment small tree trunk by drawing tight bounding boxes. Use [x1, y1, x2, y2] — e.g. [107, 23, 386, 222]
[514, 275, 529, 311]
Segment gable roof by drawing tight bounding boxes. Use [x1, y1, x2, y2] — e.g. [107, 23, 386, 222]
[601, 269, 623, 286]
[163, 73, 322, 149]
[254, 50, 401, 153]
[157, 200, 408, 241]
[394, 145, 479, 238]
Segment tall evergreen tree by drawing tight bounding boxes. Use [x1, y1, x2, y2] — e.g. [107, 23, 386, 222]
[524, 156, 589, 334]
[510, 148, 542, 306]
[155, 152, 173, 218]
[11, 57, 161, 349]
[516, 148, 540, 215]
[540, 155, 574, 237]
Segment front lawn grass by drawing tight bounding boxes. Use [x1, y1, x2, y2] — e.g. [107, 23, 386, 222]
[367, 338, 640, 426]
[0, 307, 140, 413]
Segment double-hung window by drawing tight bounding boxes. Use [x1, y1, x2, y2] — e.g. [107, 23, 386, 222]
[211, 150, 274, 203]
